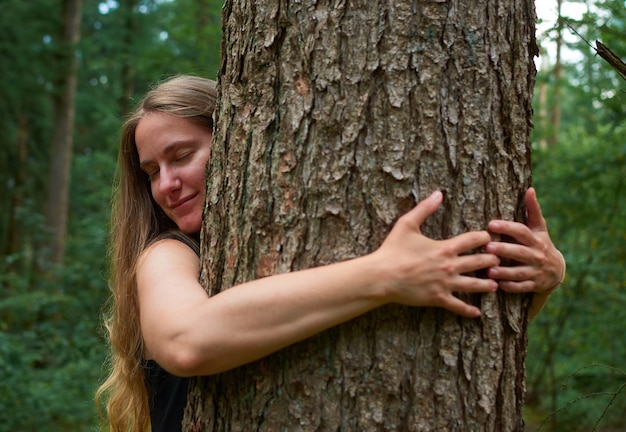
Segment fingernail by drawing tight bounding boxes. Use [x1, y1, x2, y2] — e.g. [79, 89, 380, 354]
[431, 190, 442, 201]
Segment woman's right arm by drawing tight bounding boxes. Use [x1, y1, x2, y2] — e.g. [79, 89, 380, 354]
[137, 191, 499, 377]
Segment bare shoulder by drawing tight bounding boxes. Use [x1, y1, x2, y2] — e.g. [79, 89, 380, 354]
[137, 238, 200, 287]
[139, 237, 199, 264]
[136, 238, 206, 364]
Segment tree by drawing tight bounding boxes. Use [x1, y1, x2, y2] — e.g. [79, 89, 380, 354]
[185, 0, 537, 430]
[0, 0, 57, 265]
[43, 0, 83, 266]
[548, 0, 564, 148]
[525, 2, 626, 427]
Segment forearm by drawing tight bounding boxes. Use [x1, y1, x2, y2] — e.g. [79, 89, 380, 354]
[528, 291, 550, 321]
[172, 254, 388, 375]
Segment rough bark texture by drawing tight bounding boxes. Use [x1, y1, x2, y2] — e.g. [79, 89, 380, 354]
[186, 0, 537, 430]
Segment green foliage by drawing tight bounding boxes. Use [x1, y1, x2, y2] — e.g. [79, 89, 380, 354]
[0, 267, 107, 431]
[526, 5, 626, 425]
[526, 125, 626, 430]
[0, 0, 222, 430]
[0, 0, 57, 257]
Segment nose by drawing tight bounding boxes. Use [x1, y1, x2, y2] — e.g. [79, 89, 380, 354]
[157, 167, 181, 195]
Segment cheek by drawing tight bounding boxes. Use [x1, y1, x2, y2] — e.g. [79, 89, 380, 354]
[149, 182, 164, 205]
[192, 162, 209, 189]
[194, 173, 206, 191]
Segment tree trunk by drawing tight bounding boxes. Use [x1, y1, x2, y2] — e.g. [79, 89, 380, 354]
[547, 0, 563, 147]
[8, 113, 29, 257]
[43, 0, 82, 266]
[117, 0, 139, 116]
[185, 1, 537, 431]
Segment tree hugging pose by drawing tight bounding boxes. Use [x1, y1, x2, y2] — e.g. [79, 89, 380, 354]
[96, 75, 566, 432]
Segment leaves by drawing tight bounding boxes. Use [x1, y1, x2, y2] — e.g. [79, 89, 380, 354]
[526, 2, 626, 428]
[0, 0, 221, 429]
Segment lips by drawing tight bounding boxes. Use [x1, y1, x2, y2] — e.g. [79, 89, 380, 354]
[170, 194, 197, 210]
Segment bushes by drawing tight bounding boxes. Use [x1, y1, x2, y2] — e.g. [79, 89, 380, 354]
[0, 269, 107, 431]
[0, 150, 113, 431]
[526, 124, 626, 431]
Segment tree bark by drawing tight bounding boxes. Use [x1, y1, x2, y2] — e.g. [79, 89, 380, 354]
[547, 0, 563, 147]
[44, 0, 82, 265]
[186, 1, 537, 430]
[116, 0, 139, 116]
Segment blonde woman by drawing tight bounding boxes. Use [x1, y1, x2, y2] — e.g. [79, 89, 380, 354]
[97, 75, 565, 432]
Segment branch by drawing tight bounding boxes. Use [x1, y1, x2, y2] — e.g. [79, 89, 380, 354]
[595, 40, 626, 82]
[560, 17, 626, 82]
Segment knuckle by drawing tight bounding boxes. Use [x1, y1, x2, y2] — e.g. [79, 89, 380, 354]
[432, 290, 447, 305]
[438, 260, 456, 277]
[439, 243, 456, 257]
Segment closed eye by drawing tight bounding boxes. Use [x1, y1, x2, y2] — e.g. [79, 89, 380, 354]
[175, 152, 192, 163]
[141, 164, 159, 181]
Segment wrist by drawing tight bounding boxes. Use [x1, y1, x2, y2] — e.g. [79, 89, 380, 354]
[547, 250, 566, 293]
[359, 251, 396, 306]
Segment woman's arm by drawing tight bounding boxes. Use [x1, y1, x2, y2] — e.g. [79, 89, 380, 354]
[137, 191, 500, 376]
[486, 187, 566, 320]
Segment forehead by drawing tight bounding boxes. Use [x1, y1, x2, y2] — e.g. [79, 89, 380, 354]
[135, 112, 211, 160]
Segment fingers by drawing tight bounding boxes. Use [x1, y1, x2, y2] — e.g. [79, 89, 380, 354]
[525, 187, 548, 232]
[493, 279, 537, 294]
[441, 296, 482, 318]
[454, 252, 500, 275]
[486, 238, 539, 264]
[486, 188, 563, 294]
[447, 230, 493, 255]
[404, 191, 492, 252]
[401, 190, 444, 232]
[487, 264, 537, 289]
[436, 276, 497, 318]
[486, 239, 564, 294]
[485, 229, 546, 290]
[488, 187, 548, 245]
[488, 219, 535, 246]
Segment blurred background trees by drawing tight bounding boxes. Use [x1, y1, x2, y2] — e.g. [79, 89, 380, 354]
[526, 1, 626, 429]
[0, 0, 221, 430]
[0, 0, 623, 430]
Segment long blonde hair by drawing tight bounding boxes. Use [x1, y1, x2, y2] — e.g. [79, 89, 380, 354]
[96, 75, 217, 432]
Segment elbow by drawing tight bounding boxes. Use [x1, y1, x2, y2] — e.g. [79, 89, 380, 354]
[155, 339, 231, 377]
[160, 345, 206, 377]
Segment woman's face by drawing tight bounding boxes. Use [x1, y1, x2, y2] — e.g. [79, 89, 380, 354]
[135, 112, 212, 234]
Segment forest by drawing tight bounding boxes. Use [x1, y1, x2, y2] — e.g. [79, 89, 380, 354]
[0, 0, 624, 430]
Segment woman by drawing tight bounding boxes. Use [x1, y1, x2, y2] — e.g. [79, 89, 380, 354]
[97, 75, 565, 432]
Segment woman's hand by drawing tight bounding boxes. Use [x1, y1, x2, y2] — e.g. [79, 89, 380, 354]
[374, 191, 499, 318]
[485, 188, 565, 295]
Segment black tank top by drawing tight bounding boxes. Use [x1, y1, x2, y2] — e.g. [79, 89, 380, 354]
[144, 360, 189, 432]
[143, 230, 199, 432]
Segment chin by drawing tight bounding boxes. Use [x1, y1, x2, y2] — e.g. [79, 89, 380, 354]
[175, 217, 202, 235]
[180, 224, 201, 235]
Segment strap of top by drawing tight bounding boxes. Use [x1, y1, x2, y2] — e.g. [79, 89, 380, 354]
[154, 230, 200, 257]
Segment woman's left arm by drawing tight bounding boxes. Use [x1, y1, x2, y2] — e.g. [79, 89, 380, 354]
[485, 187, 566, 320]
